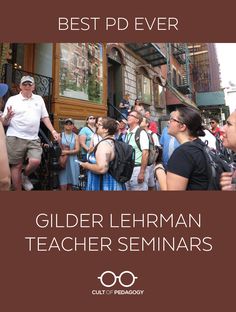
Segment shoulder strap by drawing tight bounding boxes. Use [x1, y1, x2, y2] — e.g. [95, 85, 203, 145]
[93, 137, 115, 155]
[148, 132, 154, 145]
[59, 132, 63, 148]
[134, 127, 143, 151]
[188, 140, 214, 189]
[85, 126, 95, 134]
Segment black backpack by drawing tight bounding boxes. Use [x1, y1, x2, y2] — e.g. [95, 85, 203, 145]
[214, 132, 235, 163]
[94, 138, 135, 183]
[135, 128, 158, 166]
[190, 140, 231, 190]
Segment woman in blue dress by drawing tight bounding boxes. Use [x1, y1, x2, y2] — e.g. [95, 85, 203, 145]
[78, 115, 96, 161]
[80, 117, 126, 191]
[58, 118, 80, 190]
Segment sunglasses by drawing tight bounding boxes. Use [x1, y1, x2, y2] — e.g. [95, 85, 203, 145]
[22, 82, 33, 86]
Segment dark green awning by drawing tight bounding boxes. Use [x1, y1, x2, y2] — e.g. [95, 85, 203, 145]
[196, 91, 225, 107]
[126, 43, 167, 66]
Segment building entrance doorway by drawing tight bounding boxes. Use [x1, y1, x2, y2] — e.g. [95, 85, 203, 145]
[107, 56, 123, 119]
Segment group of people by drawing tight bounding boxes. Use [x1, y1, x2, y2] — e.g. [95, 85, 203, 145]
[0, 78, 236, 192]
[76, 106, 236, 192]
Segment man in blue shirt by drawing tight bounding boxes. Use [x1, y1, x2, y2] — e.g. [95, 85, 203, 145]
[160, 126, 180, 169]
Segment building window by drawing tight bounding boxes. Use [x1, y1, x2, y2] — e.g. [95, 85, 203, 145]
[59, 43, 103, 104]
[172, 67, 177, 87]
[178, 73, 182, 86]
[136, 67, 152, 105]
[154, 82, 165, 108]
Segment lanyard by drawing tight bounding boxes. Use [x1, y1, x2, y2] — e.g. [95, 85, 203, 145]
[126, 132, 133, 144]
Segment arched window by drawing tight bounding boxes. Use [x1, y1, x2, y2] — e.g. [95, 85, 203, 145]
[136, 66, 152, 105]
[153, 75, 166, 108]
[107, 45, 126, 65]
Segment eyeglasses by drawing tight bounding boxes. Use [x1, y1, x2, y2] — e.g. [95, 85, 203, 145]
[22, 82, 33, 87]
[128, 114, 139, 120]
[169, 117, 183, 124]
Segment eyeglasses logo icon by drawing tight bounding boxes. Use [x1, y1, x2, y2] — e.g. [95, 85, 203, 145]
[98, 271, 138, 288]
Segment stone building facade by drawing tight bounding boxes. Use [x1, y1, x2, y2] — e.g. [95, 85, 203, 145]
[1, 42, 200, 132]
[107, 43, 167, 126]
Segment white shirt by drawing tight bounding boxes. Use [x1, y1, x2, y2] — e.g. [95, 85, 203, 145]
[91, 133, 102, 147]
[200, 130, 216, 150]
[148, 130, 161, 147]
[3, 92, 49, 140]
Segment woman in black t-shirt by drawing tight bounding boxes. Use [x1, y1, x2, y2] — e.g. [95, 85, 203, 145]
[166, 107, 208, 190]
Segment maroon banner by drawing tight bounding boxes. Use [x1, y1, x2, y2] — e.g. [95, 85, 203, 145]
[0, 0, 236, 42]
[1, 192, 235, 311]
[1, 1, 236, 311]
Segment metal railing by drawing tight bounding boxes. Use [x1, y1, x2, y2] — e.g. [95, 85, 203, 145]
[1, 63, 53, 113]
[107, 100, 128, 121]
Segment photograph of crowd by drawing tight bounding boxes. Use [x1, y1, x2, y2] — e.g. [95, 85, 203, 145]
[0, 43, 235, 191]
